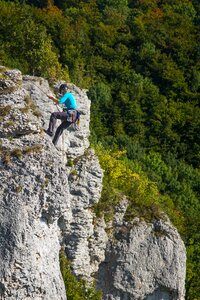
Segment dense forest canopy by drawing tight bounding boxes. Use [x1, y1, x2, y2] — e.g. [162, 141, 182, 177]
[0, 0, 200, 299]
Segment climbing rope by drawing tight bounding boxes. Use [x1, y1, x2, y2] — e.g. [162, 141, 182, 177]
[30, 81, 61, 111]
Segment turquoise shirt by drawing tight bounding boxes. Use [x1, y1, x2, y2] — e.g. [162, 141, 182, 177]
[59, 92, 77, 109]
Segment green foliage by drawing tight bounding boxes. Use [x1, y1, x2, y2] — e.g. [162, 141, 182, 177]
[94, 144, 182, 224]
[0, 1, 64, 79]
[88, 81, 112, 142]
[186, 241, 200, 300]
[59, 249, 102, 300]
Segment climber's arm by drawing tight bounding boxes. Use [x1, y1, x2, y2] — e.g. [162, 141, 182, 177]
[48, 95, 59, 104]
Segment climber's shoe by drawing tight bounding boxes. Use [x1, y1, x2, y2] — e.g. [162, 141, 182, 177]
[44, 129, 53, 137]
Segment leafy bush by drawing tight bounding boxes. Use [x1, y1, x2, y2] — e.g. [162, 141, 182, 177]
[59, 249, 101, 300]
[94, 144, 182, 225]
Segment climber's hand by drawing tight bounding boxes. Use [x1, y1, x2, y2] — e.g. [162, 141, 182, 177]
[48, 95, 59, 104]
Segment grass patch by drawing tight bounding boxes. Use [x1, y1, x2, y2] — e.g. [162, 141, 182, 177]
[1, 150, 11, 165]
[72, 149, 91, 165]
[20, 95, 42, 117]
[59, 248, 102, 300]
[70, 169, 78, 176]
[0, 74, 8, 80]
[3, 120, 15, 128]
[15, 185, 23, 193]
[0, 66, 8, 73]
[41, 175, 49, 189]
[66, 159, 74, 167]
[1, 144, 43, 165]
[0, 105, 11, 117]
[23, 144, 43, 155]
[11, 148, 23, 159]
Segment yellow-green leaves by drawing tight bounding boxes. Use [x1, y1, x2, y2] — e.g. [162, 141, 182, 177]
[95, 144, 163, 221]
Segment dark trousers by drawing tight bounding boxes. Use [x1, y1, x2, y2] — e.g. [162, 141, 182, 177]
[47, 111, 71, 145]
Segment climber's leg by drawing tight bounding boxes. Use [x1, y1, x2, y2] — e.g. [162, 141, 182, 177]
[46, 112, 68, 136]
[52, 120, 71, 146]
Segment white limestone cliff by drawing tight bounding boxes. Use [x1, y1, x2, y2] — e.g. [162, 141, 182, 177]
[0, 68, 186, 300]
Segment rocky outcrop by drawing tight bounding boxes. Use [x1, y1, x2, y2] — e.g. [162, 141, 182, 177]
[97, 215, 186, 300]
[0, 68, 186, 300]
[0, 67, 22, 95]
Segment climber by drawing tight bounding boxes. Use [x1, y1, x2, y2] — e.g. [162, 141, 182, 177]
[45, 83, 80, 146]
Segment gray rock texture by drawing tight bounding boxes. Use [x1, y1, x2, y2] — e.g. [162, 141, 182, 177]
[0, 68, 186, 300]
[97, 218, 186, 300]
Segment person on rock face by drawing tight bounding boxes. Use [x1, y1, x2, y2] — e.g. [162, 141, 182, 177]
[45, 84, 78, 146]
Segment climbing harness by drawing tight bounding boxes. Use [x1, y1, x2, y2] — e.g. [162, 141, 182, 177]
[62, 108, 81, 129]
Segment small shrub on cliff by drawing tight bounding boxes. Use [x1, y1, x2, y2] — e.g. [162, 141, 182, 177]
[0, 144, 43, 165]
[59, 249, 101, 300]
[20, 95, 42, 117]
[23, 144, 43, 155]
[3, 120, 15, 128]
[94, 144, 182, 225]
[11, 148, 23, 159]
[15, 185, 23, 193]
[0, 105, 11, 117]
[1, 150, 11, 165]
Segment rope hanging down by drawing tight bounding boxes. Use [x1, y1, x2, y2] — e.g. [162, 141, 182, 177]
[30, 81, 61, 112]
